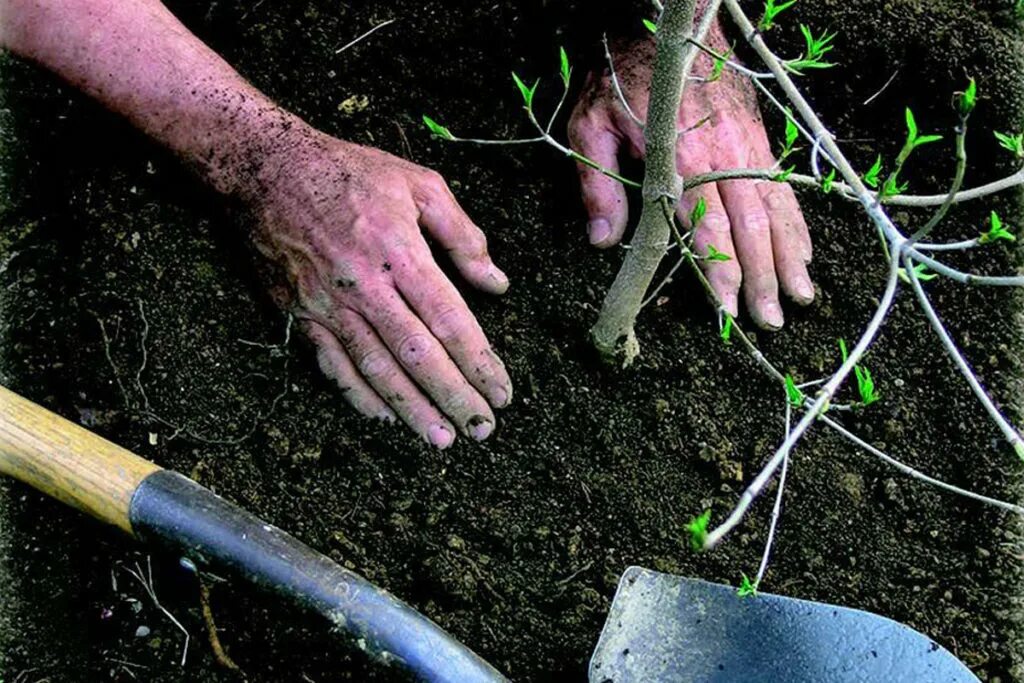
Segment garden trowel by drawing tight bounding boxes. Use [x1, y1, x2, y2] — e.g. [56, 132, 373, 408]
[589, 565, 980, 682]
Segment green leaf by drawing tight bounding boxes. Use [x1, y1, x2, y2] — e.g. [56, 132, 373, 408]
[559, 46, 571, 87]
[705, 244, 731, 262]
[760, 0, 798, 31]
[720, 313, 734, 345]
[642, 17, 658, 34]
[898, 262, 938, 283]
[511, 72, 539, 109]
[737, 573, 758, 598]
[957, 77, 977, 116]
[880, 175, 909, 200]
[863, 155, 883, 188]
[994, 131, 1024, 158]
[782, 110, 799, 157]
[709, 46, 733, 82]
[784, 373, 804, 407]
[914, 134, 944, 147]
[905, 107, 919, 144]
[773, 166, 796, 182]
[980, 210, 1016, 243]
[686, 510, 712, 551]
[855, 365, 880, 406]
[821, 168, 836, 193]
[422, 114, 455, 141]
[690, 196, 707, 227]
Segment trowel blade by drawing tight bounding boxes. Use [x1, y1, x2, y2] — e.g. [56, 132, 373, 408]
[589, 566, 979, 683]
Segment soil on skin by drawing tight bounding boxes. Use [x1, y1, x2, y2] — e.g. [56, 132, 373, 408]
[2, 1, 1024, 681]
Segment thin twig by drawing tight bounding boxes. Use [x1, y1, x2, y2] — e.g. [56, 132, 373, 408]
[903, 254, 1024, 456]
[603, 34, 643, 128]
[822, 415, 1024, 515]
[124, 557, 190, 667]
[334, 18, 396, 55]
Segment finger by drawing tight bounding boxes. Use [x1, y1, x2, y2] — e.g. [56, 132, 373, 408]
[300, 318, 396, 422]
[679, 176, 741, 317]
[414, 170, 509, 295]
[333, 308, 457, 449]
[715, 178, 784, 330]
[748, 124, 813, 264]
[395, 258, 512, 409]
[759, 182, 815, 305]
[567, 108, 629, 247]
[356, 287, 497, 440]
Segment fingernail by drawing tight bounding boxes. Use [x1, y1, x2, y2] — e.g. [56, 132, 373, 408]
[467, 415, 494, 441]
[761, 301, 784, 330]
[589, 218, 612, 245]
[492, 386, 510, 408]
[378, 408, 397, 423]
[487, 264, 509, 291]
[794, 277, 815, 304]
[428, 424, 454, 449]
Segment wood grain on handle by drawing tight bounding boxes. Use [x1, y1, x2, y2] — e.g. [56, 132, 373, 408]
[0, 385, 160, 534]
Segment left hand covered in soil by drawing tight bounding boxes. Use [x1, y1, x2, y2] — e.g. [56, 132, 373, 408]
[567, 22, 814, 330]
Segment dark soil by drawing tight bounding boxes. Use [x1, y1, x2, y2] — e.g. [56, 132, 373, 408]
[3, 1, 1024, 681]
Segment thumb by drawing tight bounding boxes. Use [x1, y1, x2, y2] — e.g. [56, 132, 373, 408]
[568, 109, 629, 248]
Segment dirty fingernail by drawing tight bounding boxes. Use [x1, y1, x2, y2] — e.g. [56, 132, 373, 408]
[428, 424, 455, 449]
[794, 277, 815, 304]
[468, 415, 495, 441]
[491, 385, 510, 408]
[488, 264, 509, 291]
[589, 218, 612, 245]
[761, 301, 784, 330]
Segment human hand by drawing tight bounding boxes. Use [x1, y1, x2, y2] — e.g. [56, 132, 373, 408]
[248, 125, 512, 448]
[567, 26, 814, 330]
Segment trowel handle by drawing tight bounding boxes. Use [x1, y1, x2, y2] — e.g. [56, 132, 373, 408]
[0, 385, 160, 534]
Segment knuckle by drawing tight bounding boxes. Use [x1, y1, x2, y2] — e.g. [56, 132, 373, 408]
[358, 349, 393, 381]
[740, 212, 771, 235]
[700, 210, 731, 234]
[397, 333, 438, 367]
[711, 267, 742, 292]
[433, 307, 469, 342]
[761, 185, 792, 210]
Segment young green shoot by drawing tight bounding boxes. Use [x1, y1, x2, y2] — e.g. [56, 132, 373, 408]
[511, 72, 539, 110]
[759, 0, 797, 31]
[898, 108, 943, 164]
[980, 210, 1015, 243]
[863, 155, 883, 188]
[705, 244, 731, 262]
[778, 109, 800, 160]
[686, 509, 713, 551]
[422, 115, 455, 141]
[708, 45, 734, 83]
[786, 25, 836, 74]
[690, 196, 707, 227]
[784, 374, 804, 407]
[839, 339, 880, 407]
[737, 573, 758, 598]
[643, 17, 659, 34]
[720, 313, 734, 345]
[898, 262, 938, 283]
[821, 168, 836, 193]
[956, 78, 977, 117]
[994, 131, 1024, 159]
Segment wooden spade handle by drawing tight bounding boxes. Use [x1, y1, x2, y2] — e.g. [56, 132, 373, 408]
[0, 385, 160, 534]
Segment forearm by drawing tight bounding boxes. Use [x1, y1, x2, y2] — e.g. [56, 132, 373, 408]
[0, 0, 301, 196]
